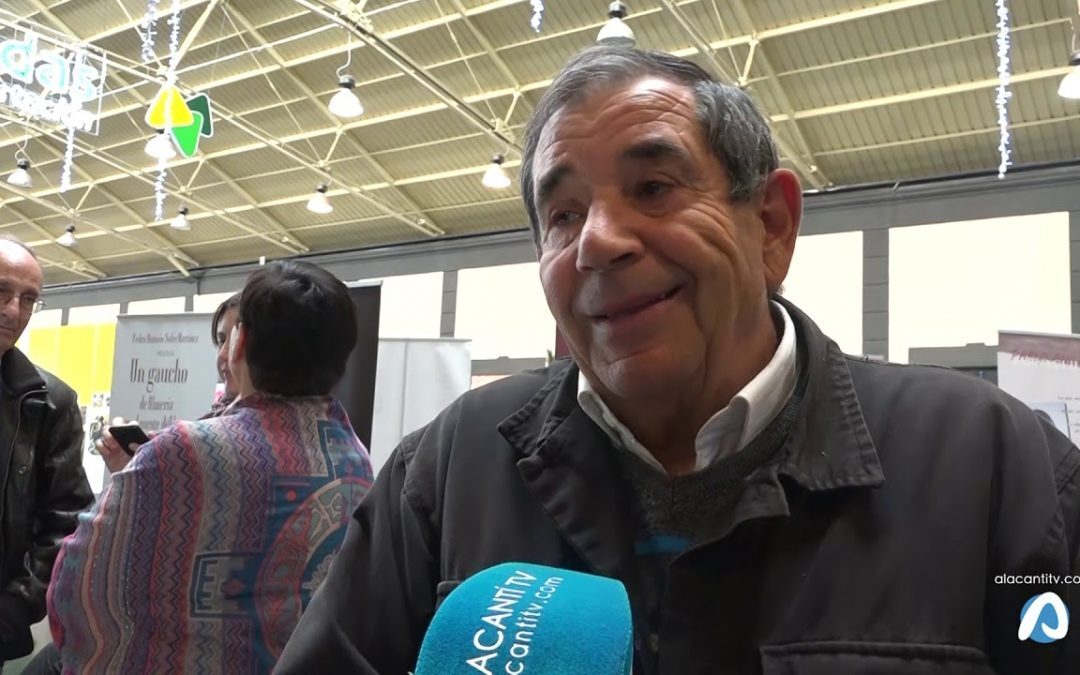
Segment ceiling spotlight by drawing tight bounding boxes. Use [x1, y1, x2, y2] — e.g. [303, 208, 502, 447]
[481, 154, 512, 189]
[307, 183, 333, 214]
[170, 206, 191, 231]
[1060, 51, 1080, 100]
[597, 1, 635, 48]
[145, 130, 176, 160]
[329, 75, 364, 118]
[7, 158, 31, 188]
[57, 224, 77, 248]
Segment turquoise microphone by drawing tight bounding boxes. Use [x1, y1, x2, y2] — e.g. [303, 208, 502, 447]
[413, 562, 634, 675]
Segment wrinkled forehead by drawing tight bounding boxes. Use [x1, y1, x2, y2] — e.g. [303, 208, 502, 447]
[536, 76, 697, 145]
[530, 77, 704, 196]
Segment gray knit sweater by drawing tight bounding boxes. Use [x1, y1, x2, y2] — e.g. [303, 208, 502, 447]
[613, 376, 805, 658]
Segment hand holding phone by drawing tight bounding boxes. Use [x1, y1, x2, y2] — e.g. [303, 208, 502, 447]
[107, 424, 152, 456]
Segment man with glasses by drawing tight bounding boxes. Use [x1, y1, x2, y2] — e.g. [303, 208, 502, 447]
[0, 236, 92, 666]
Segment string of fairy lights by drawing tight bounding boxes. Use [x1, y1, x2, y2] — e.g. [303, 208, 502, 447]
[8, 0, 1080, 255]
[994, 0, 1012, 179]
[530, 1, 545, 33]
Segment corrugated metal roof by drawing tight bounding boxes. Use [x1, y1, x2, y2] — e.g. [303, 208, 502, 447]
[0, 0, 1073, 283]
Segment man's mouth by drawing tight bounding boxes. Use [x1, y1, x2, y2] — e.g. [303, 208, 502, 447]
[595, 286, 681, 321]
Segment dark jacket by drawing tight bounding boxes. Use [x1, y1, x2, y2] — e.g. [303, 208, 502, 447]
[0, 348, 93, 660]
[276, 303, 1080, 674]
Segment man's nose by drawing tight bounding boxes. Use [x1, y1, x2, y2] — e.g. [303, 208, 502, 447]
[576, 200, 643, 273]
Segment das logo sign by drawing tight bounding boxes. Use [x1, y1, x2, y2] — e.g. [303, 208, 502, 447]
[0, 20, 107, 133]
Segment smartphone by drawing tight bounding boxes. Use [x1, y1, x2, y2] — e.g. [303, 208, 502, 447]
[108, 424, 152, 456]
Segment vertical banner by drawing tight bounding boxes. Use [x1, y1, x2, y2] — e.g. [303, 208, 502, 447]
[332, 283, 382, 449]
[997, 330, 1080, 441]
[110, 314, 218, 431]
[370, 338, 472, 476]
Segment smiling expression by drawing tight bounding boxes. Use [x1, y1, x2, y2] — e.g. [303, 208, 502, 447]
[533, 77, 781, 401]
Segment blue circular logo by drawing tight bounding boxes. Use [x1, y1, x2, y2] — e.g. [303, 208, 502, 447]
[1020, 593, 1070, 644]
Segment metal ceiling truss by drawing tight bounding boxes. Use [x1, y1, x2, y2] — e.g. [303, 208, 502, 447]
[295, 0, 519, 152]
[14, 0, 440, 243]
[1, 202, 106, 279]
[3, 50, 1069, 218]
[657, 0, 829, 188]
[0, 0, 1022, 165]
[0, 173, 193, 276]
[225, 3, 445, 237]
[18, 131, 203, 266]
[2, 0, 1073, 281]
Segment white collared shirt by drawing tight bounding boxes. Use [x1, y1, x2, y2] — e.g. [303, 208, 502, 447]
[577, 302, 798, 474]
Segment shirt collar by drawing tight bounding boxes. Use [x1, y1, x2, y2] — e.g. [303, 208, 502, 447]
[577, 301, 798, 474]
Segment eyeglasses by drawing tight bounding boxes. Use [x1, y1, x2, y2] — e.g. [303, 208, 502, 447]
[0, 285, 45, 314]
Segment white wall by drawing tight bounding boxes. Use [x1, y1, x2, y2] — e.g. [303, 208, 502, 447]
[192, 291, 239, 313]
[68, 303, 121, 325]
[358, 273, 443, 339]
[783, 231, 864, 355]
[456, 262, 555, 360]
[126, 296, 186, 315]
[889, 212, 1071, 363]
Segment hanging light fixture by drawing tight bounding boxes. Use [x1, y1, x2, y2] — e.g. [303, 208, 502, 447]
[482, 154, 512, 189]
[57, 224, 77, 248]
[597, 1, 635, 48]
[145, 129, 176, 160]
[307, 183, 333, 214]
[328, 31, 363, 118]
[1062, 2, 1080, 99]
[1060, 51, 1080, 100]
[1061, 56, 1080, 99]
[329, 75, 364, 118]
[170, 206, 191, 231]
[7, 158, 31, 188]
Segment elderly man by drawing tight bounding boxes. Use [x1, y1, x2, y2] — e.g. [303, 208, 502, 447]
[276, 47, 1080, 674]
[0, 236, 92, 664]
[49, 261, 373, 673]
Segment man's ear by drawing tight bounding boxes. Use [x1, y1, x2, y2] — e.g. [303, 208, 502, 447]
[759, 169, 803, 294]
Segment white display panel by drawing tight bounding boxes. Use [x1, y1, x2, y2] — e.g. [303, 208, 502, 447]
[783, 231, 864, 355]
[370, 338, 472, 476]
[889, 213, 1070, 363]
[67, 303, 120, 325]
[126, 296, 186, 315]
[365, 272, 443, 339]
[456, 262, 555, 360]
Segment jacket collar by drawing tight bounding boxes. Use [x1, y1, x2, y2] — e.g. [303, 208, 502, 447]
[497, 300, 884, 577]
[772, 297, 885, 492]
[498, 298, 884, 499]
[0, 348, 46, 397]
[499, 362, 638, 579]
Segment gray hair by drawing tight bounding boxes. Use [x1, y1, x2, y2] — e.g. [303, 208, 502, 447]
[520, 46, 779, 246]
[0, 233, 37, 260]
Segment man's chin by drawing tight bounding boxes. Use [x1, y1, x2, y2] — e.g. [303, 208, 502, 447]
[594, 350, 693, 400]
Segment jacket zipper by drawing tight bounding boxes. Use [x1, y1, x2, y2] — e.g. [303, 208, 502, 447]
[2, 387, 46, 527]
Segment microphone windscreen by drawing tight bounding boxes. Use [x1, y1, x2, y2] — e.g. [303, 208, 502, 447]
[414, 562, 633, 675]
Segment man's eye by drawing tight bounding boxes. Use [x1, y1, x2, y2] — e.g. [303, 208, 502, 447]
[549, 210, 581, 227]
[637, 181, 672, 198]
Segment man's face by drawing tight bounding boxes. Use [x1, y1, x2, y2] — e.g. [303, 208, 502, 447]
[532, 78, 788, 400]
[0, 242, 43, 356]
[215, 307, 239, 397]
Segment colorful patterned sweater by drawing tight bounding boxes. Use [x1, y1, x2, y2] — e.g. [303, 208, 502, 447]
[47, 393, 374, 674]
